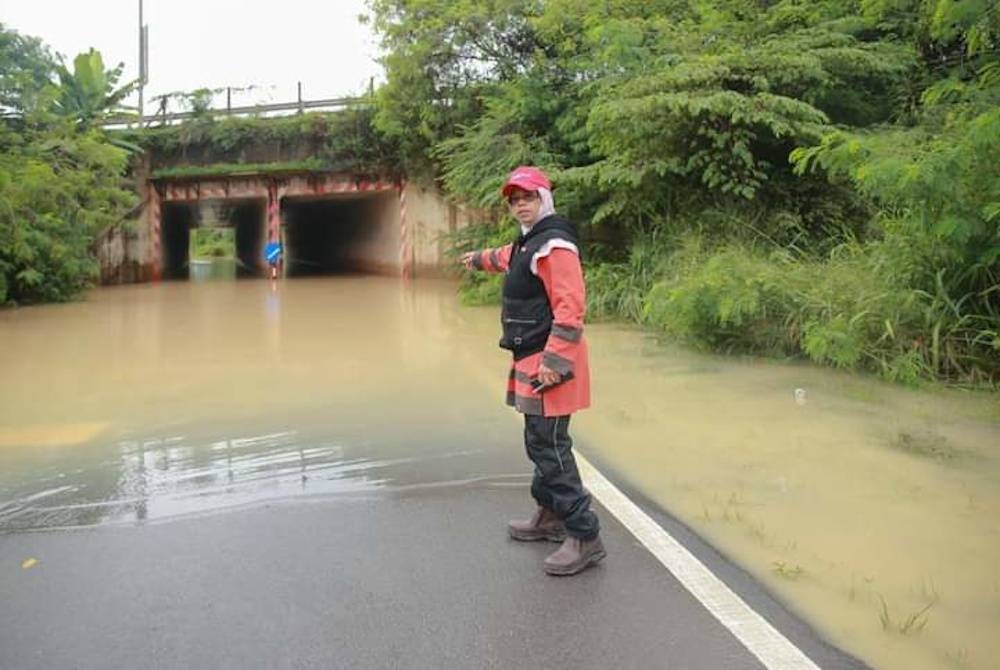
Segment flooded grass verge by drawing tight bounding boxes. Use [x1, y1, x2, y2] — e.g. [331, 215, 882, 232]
[575, 323, 1000, 670]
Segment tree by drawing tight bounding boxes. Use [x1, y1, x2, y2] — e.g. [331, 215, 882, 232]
[53, 48, 137, 126]
[0, 24, 56, 119]
[0, 27, 136, 305]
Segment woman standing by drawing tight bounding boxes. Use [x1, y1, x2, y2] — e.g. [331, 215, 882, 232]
[461, 166, 605, 576]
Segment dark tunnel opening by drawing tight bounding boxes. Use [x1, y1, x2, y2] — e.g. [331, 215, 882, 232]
[230, 201, 266, 278]
[161, 203, 194, 280]
[161, 200, 265, 279]
[281, 193, 392, 276]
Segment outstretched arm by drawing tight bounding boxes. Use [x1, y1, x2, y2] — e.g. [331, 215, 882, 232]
[461, 244, 514, 273]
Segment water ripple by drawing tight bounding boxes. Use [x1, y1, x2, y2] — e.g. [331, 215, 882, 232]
[0, 430, 479, 532]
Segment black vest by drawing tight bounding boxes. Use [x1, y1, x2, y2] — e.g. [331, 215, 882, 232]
[499, 215, 580, 360]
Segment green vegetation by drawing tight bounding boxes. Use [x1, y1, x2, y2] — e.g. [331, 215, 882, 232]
[189, 228, 234, 260]
[878, 594, 936, 635]
[368, 0, 1000, 385]
[152, 159, 327, 179]
[53, 49, 138, 128]
[0, 25, 137, 305]
[892, 429, 960, 461]
[771, 561, 806, 581]
[121, 107, 401, 179]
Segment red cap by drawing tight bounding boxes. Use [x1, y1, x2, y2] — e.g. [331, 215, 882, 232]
[501, 166, 551, 197]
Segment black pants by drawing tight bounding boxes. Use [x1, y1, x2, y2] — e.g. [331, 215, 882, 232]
[523, 414, 600, 541]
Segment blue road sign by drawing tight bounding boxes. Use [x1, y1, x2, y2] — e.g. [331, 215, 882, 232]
[265, 242, 282, 264]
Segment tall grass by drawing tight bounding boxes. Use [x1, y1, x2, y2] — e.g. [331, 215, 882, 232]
[595, 231, 999, 386]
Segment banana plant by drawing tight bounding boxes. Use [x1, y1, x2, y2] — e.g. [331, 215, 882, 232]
[53, 49, 138, 127]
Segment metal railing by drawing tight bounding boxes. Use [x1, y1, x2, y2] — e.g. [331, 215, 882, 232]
[103, 86, 369, 128]
[141, 95, 362, 125]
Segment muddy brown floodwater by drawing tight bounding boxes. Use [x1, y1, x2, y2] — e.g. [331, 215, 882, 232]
[1, 276, 997, 670]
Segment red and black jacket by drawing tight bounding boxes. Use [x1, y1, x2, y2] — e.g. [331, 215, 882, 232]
[499, 215, 580, 360]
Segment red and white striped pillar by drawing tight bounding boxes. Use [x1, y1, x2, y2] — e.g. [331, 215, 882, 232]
[398, 179, 411, 280]
[149, 182, 161, 282]
[266, 181, 281, 276]
[266, 182, 280, 244]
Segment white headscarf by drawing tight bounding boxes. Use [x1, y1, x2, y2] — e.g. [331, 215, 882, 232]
[521, 187, 556, 234]
[535, 187, 556, 223]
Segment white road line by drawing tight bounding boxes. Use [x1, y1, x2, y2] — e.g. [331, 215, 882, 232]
[464, 354, 820, 667]
[577, 454, 822, 670]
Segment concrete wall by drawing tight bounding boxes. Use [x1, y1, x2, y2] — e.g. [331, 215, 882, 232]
[98, 156, 153, 285]
[96, 222, 151, 284]
[313, 182, 470, 277]
[404, 182, 467, 278]
[147, 133, 320, 172]
[343, 192, 403, 274]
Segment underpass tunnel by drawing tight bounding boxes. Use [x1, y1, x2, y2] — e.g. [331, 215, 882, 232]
[229, 201, 266, 277]
[282, 191, 398, 276]
[161, 203, 195, 280]
[161, 200, 266, 279]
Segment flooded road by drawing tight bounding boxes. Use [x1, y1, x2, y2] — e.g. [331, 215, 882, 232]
[0, 277, 508, 529]
[1, 276, 998, 669]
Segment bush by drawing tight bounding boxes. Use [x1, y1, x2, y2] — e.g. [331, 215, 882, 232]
[190, 228, 234, 260]
[0, 125, 135, 304]
[600, 229, 998, 385]
[1, 26, 137, 305]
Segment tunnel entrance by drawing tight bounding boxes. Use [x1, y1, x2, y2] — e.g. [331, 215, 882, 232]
[229, 201, 266, 277]
[161, 203, 194, 280]
[282, 191, 397, 276]
[161, 200, 266, 279]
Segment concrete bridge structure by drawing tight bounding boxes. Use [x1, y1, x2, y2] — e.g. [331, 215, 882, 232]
[97, 115, 471, 283]
[152, 173, 416, 280]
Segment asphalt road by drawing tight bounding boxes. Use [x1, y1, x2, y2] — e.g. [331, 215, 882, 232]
[0, 443, 866, 670]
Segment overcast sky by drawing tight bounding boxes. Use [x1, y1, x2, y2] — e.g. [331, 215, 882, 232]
[1, 0, 385, 111]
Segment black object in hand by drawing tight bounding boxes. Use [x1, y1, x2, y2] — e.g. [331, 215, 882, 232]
[530, 370, 575, 393]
